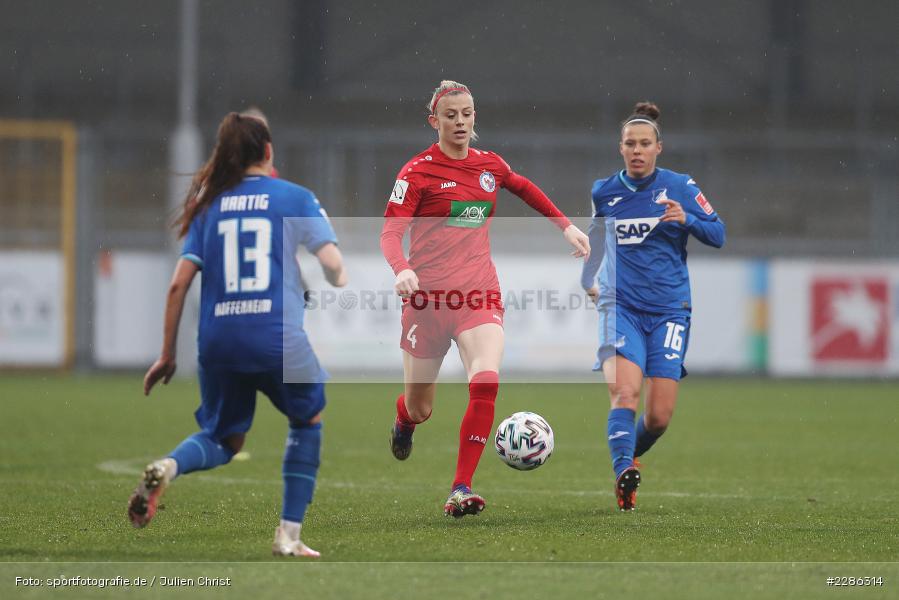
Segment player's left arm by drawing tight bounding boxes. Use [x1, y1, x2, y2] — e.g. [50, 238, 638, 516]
[315, 243, 347, 287]
[657, 176, 726, 248]
[144, 258, 200, 395]
[498, 157, 589, 258]
[292, 194, 346, 287]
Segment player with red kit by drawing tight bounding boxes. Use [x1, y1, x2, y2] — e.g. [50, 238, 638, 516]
[380, 80, 590, 517]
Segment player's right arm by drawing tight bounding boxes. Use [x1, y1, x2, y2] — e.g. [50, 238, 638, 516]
[581, 179, 607, 298]
[581, 220, 603, 301]
[145, 215, 206, 395]
[380, 171, 422, 297]
[144, 257, 200, 395]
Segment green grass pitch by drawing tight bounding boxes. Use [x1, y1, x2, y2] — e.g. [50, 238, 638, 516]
[1, 374, 897, 599]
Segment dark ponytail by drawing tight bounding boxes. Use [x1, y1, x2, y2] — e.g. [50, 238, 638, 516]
[174, 112, 272, 237]
[620, 101, 661, 139]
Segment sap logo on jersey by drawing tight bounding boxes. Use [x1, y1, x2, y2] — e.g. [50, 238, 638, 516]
[615, 217, 660, 245]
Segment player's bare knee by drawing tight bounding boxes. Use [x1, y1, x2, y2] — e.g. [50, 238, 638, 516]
[611, 385, 640, 410]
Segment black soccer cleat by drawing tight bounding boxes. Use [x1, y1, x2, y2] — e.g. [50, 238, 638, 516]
[390, 423, 414, 460]
[615, 466, 641, 511]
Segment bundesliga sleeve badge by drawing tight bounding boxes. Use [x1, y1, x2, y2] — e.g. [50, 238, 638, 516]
[479, 171, 496, 193]
[389, 179, 409, 204]
[694, 191, 714, 215]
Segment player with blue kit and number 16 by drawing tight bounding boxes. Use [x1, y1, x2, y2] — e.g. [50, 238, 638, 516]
[128, 112, 347, 558]
[580, 102, 725, 511]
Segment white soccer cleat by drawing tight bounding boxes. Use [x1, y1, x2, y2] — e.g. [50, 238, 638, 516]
[128, 457, 177, 528]
[272, 526, 320, 558]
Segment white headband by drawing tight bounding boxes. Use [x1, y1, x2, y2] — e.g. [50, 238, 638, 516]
[623, 118, 660, 136]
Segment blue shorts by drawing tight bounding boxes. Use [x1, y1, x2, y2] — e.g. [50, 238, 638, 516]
[593, 305, 690, 381]
[195, 365, 326, 441]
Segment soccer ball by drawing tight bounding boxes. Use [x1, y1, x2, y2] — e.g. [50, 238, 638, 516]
[494, 412, 554, 470]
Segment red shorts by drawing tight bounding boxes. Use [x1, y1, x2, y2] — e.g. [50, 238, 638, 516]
[399, 290, 505, 358]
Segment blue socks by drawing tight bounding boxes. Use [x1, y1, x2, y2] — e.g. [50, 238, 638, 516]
[607, 408, 636, 478]
[282, 422, 322, 523]
[165, 423, 322, 525]
[168, 432, 236, 476]
[635, 413, 662, 458]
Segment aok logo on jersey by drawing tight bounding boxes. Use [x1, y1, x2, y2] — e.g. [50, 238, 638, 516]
[614, 217, 660, 245]
[810, 278, 889, 362]
[447, 200, 492, 228]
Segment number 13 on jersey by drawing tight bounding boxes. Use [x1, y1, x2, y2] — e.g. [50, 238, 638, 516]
[218, 217, 272, 293]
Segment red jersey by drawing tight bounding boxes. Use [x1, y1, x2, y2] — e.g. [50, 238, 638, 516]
[381, 143, 570, 294]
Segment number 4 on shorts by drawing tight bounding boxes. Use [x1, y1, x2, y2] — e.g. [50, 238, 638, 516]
[406, 324, 418, 349]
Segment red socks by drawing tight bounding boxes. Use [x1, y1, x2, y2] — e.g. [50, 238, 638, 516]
[395, 394, 414, 429]
[396, 371, 500, 490]
[395, 394, 430, 430]
[453, 371, 499, 489]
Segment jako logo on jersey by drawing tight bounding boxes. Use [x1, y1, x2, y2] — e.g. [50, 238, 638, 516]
[390, 179, 408, 204]
[608, 196, 623, 207]
[614, 217, 660, 245]
[440, 181, 457, 189]
[695, 191, 714, 215]
[447, 200, 492, 228]
[479, 171, 496, 192]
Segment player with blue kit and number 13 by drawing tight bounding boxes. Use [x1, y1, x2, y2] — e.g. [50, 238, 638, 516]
[127, 112, 347, 558]
[580, 102, 725, 512]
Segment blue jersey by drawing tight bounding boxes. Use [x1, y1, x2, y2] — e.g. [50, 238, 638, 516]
[181, 175, 337, 376]
[581, 168, 725, 314]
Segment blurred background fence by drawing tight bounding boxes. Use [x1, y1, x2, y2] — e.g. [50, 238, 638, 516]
[1, 0, 896, 376]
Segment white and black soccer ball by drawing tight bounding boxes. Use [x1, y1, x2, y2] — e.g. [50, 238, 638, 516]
[494, 412, 554, 470]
